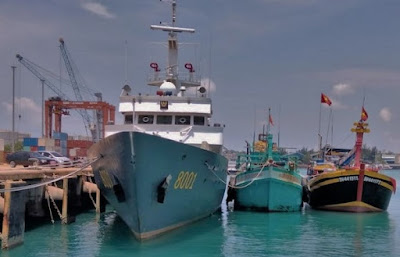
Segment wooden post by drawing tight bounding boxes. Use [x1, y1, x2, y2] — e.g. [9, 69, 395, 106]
[1, 180, 27, 249]
[61, 178, 68, 224]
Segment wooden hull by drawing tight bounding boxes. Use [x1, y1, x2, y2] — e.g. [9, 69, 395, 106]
[231, 166, 303, 212]
[306, 169, 396, 212]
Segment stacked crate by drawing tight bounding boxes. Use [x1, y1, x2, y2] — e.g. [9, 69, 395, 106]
[23, 137, 57, 152]
[38, 138, 56, 151]
[23, 137, 39, 151]
[53, 132, 68, 156]
[67, 139, 93, 159]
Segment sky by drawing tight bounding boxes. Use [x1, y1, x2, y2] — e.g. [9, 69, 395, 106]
[1, 0, 400, 153]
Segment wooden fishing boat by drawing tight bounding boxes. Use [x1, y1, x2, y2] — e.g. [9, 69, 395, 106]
[305, 111, 396, 212]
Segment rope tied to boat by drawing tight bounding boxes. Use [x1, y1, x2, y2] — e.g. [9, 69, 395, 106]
[204, 159, 273, 189]
[87, 176, 97, 209]
[227, 160, 271, 189]
[45, 184, 63, 223]
[204, 161, 230, 185]
[45, 185, 55, 224]
[0, 156, 101, 193]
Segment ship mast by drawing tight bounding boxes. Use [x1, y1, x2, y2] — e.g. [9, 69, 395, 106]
[351, 121, 370, 168]
[149, 0, 196, 88]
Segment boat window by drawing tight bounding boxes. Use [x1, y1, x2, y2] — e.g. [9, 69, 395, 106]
[194, 116, 205, 126]
[156, 115, 172, 124]
[124, 114, 133, 124]
[138, 115, 154, 124]
[175, 115, 190, 125]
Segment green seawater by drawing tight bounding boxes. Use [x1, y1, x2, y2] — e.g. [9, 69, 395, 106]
[2, 170, 400, 257]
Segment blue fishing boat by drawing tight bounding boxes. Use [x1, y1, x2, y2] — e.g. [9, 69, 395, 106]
[227, 110, 303, 212]
[88, 0, 228, 240]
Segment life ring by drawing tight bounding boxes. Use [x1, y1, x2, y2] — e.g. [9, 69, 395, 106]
[179, 117, 187, 124]
[142, 116, 150, 123]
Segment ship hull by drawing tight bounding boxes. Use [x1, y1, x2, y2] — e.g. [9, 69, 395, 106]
[88, 131, 228, 240]
[306, 169, 396, 212]
[232, 166, 303, 212]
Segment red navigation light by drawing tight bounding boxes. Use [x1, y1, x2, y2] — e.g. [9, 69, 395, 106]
[184, 63, 194, 73]
[156, 90, 164, 96]
[150, 62, 160, 72]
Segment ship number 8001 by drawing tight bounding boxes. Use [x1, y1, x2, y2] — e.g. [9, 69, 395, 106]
[174, 171, 197, 189]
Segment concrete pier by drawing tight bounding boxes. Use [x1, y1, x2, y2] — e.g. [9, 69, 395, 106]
[0, 164, 102, 250]
[1, 180, 27, 249]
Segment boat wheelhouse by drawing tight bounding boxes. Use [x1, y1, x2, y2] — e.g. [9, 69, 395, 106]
[106, 82, 224, 154]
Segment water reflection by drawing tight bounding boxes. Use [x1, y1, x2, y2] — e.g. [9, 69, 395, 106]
[219, 202, 399, 257]
[300, 209, 396, 257]
[221, 206, 305, 257]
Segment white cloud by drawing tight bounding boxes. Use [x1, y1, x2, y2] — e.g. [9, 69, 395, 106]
[2, 97, 41, 114]
[317, 68, 400, 88]
[332, 83, 354, 96]
[379, 107, 392, 122]
[81, 2, 116, 19]
[330, 99, 347, 110]
[1, 97, 42, 131]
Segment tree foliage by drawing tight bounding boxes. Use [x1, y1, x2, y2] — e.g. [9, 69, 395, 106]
[4, 141, 23, 152]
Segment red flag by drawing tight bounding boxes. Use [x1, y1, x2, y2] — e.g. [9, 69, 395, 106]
[361, 107, 368, 121]
[321, 93, 332, 106]
[269, 114, 274, 126]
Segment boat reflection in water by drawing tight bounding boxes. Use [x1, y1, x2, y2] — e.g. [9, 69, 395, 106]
[299, 209, 395, 256]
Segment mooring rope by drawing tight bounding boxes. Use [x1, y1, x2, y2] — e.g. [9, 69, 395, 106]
[86, 177, 97, 209]
[0, 157, 101, 193]
[205, 160, 272, 189]
[204, 161, 231, 185]
[45, 185, 55, 224]
[227, 161, 270, 189]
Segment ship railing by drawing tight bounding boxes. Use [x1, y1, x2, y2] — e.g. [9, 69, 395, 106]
[147, 71, 201, 84]
[235, 152, 268, 170]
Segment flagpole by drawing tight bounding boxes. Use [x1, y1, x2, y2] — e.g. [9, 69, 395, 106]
[325, 108, 332, 147]
[267, 107, 271, 134]
[278, 104, 281, 148]
[318, 95, 322, 158]
[252, 105, 256, 147]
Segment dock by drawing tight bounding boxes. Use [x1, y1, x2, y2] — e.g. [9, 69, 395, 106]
[0, 162, 104, 249]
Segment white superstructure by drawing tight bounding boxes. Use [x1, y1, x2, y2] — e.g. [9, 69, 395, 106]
[104, 1, 224, 153]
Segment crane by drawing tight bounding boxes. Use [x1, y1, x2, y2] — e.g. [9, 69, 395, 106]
[16, 54, 68, 100]
[58, 38, 98, 142]
[16, 54, 92, 139]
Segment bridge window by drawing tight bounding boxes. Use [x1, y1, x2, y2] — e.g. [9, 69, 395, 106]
[175, 115, 190, 125]
[156, 115, 172, 124]
[138, 115, 154, 124]
[124, 114, 133, 124]
[194, 116, 205, 126]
